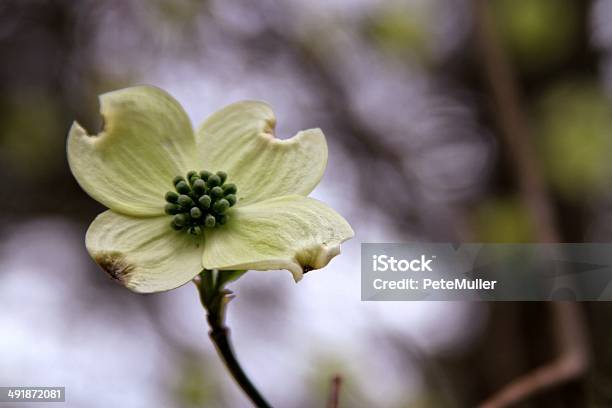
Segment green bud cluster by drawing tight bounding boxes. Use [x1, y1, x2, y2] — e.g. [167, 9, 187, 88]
[165, 170, 238, 235]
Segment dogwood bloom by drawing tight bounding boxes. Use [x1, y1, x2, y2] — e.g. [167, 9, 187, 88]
[67, 86, 354, 293]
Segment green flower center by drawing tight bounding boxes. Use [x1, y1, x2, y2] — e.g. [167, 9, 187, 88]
[164, 170, 238, 235]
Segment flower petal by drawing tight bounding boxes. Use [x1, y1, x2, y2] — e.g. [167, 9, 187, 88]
[68, 86, 197, 216]
[196, 101, 328, 206]
[202, 196, 354, 281]
[86, 210, 204, 293]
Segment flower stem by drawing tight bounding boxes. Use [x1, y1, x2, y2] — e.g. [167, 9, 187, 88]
[196, 270, 273, 408]
[208, 320, 272, 408]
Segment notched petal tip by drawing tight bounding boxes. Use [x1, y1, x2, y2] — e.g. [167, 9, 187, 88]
[98, 85, 142, 114]
[296, 127, 324, 139]
[93, 250, 153, 294]
[261, 112, 276, 137]
[93, 251, 136, 287]
[291, 242, 343, 282]
[68, 116, 108, 152]
[235, 100, 277, 137]
[67, 85, 198, 216]
[203, 196, 353, 282]
[69, 91, 111, 141]
[68, 121, 91, 140]
[197, 101, 329, 204]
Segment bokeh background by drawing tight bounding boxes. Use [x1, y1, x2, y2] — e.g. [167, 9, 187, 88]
[1, 0, 612, 407]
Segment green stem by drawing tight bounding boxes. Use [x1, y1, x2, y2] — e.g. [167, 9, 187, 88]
[196, 270, 273, 408]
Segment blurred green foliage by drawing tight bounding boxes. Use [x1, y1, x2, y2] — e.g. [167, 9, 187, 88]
[536, 80, 612, 200]
[474, 197, 534, 242]
[402, 394, 450, 408]
[492, 0, 579, 71]
[172, 351, 225, 408]
[306, 356, 376, 408]
[153, 0, 204, 24]
[0, 91, 64, 177]
[366, 5, 430, 62]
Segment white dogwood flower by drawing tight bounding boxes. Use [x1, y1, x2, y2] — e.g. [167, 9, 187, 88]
[67, 86, 353, 293]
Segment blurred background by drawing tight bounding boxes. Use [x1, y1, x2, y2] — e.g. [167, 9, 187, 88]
[1, 0, 611, 407]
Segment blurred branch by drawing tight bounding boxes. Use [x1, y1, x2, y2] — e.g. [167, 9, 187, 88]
[472, 0, 590, 406]
[326, 375, 342, 408]
[479, 303, 589, 408]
